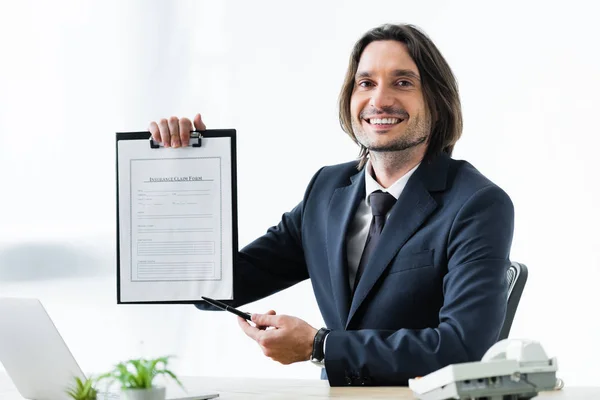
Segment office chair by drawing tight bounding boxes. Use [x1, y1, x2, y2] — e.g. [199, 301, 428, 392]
[498, 261, 528, 340]
[495, 262, 565, 391]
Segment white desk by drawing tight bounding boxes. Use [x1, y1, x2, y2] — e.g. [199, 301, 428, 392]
[2, 373, 600, 399]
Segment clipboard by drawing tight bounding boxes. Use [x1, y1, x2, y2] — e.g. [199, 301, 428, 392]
[115, 129, 238, 304]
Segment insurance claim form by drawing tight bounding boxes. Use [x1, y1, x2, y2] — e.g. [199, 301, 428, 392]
[116, 132, 235, 303]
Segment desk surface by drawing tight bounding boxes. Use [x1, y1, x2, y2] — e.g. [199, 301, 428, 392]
[1, 374, 599, 399]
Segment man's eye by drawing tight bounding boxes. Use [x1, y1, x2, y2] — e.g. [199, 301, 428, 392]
[358, 81, 373, 88]
[397, 80, 413, 87]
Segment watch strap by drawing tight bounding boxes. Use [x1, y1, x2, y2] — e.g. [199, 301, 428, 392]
[311, 327, 331, 362]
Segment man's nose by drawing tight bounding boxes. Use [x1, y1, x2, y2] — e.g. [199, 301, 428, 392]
[369, 86, 395, 109]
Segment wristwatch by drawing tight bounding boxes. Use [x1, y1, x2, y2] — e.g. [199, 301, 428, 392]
[310, 327, 331, 366]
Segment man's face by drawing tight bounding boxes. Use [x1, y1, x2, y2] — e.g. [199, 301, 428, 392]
[350, 40, 431, 154]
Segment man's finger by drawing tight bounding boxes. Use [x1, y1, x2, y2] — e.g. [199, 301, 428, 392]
[252, 313, 280, 328]
[193, 113, 207, 131]
[257, 310, 276, 330]
[158, 118, 171, 148]
[179, 118, 192, 147]
[168, 116, 180, 148]
[148, 121, 161, 144]
[238, 316, 261, 341]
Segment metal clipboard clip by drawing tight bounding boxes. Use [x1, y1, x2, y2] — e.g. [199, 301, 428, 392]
[149, 131, 203, 148]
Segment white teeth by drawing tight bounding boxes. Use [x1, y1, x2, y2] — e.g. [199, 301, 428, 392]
[369, 118, 400, 125]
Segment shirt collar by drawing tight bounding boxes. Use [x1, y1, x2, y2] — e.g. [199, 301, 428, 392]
[364, 160, 420, 206]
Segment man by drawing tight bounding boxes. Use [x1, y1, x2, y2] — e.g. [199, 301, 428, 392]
[148, 23, 514, 386]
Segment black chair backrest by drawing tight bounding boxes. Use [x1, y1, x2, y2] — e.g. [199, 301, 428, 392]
[498, 262, 528, 340]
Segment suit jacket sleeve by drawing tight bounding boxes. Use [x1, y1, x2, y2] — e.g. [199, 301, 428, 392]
[195, 168, 324, 310]
[324, 184, 515, 386]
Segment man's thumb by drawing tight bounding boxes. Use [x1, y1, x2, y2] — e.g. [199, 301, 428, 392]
[193, 113, 206, 131]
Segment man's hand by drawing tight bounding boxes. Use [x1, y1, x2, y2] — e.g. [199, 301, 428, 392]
[238, 311, 318, 365]
[148, 113, 206, 148]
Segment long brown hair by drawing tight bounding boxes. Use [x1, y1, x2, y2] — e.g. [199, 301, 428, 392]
[339, 24, 463, 169]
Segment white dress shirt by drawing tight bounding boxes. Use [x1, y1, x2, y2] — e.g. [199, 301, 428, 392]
[346, 160, 420, 290]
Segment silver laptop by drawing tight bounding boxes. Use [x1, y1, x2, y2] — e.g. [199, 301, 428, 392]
[0, 297, 218, 400]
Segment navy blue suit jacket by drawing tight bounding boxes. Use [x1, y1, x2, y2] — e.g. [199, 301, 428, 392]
[196, 153, 514, 386]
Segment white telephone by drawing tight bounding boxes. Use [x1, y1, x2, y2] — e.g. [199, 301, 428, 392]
[408, 339, 559, 400]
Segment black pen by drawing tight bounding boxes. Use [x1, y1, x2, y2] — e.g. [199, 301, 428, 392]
[201, 296, 252, 320]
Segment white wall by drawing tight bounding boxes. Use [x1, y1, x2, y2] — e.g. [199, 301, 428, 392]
[1, 0, 599, 387]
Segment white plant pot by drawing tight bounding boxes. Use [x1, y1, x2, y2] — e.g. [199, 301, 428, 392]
[120, 387, 166, 400]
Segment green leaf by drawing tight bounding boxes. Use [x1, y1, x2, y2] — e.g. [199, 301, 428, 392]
[98, 356, 181, 390]
[156, 369, 184, 389]
[65, 376, 98, 400]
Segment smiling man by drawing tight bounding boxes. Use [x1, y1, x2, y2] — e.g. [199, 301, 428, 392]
[149, 23, 514, 386]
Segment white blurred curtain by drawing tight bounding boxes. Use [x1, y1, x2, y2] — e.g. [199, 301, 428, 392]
[0, 0, 232, 374]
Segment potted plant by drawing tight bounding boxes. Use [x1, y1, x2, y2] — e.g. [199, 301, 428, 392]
[65, 376, 98, 400]
[99, 356, 184, 400]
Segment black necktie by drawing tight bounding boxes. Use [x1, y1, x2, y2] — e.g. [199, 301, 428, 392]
[353, 190, 397, 293]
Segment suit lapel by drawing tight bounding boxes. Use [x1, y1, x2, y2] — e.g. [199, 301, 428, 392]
[327, 169, 365, 328]
[346, 154, 450, 328]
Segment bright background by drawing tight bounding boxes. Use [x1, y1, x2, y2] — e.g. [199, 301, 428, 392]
[1, 0, 599, 386]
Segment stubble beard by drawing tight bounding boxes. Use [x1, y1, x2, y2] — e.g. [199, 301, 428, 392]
[352, 113, 431, 154]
